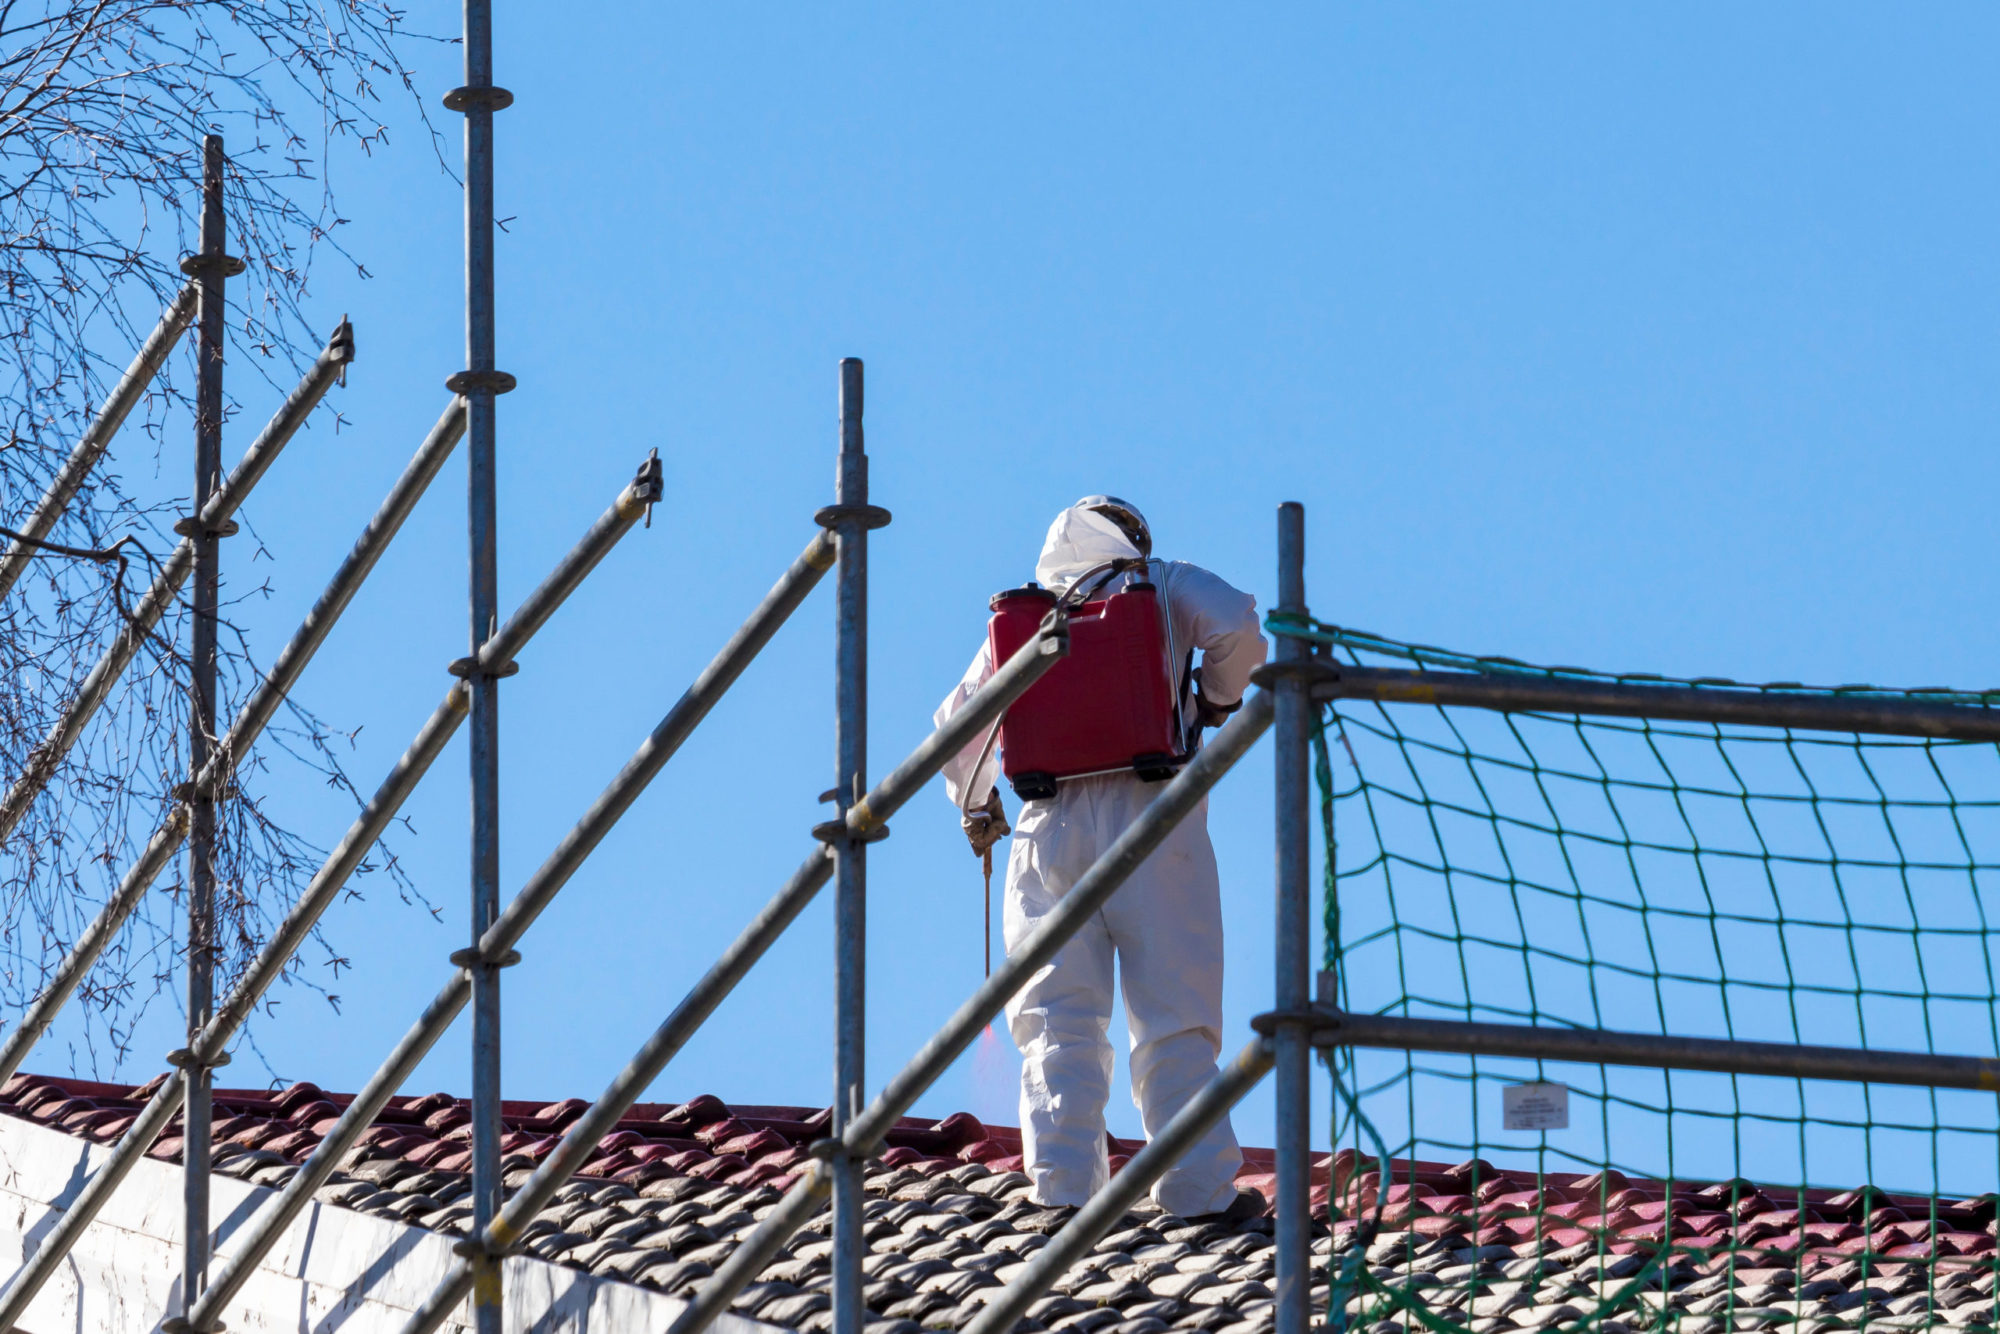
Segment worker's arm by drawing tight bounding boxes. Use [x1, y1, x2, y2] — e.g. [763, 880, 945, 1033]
[1168, 563, 1268, 708]
[934, 639, 999, 810]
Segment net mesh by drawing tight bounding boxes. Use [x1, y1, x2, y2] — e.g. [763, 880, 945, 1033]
[1272, 617, 2000, 1333]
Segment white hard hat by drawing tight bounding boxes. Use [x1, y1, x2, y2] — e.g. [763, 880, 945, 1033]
[1076, 495, 1151, 557]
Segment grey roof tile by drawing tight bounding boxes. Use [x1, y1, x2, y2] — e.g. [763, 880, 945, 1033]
[879, 1258, 955, 1288]
[567, 1237, 638, 1272]
[881, 1290, 957, 1323]
[317, 1179, 379, 1207]
[597, 1248, 674, 1283]
[732, 1280, 805, 1315]
[522, 1230, 587, 1262]
[1101, 1318, 1171, 1334]
[1151, 1272, 1219, 1302]
[1027, 1295, 1089, 1323]
[761, 1292, 834, 1327]
[1072, 1278, 1155, 1308]
[26, 1074, 1996, 1334]
[639, 1256, 713, 1295]
[1183, 1279, 1272, 1310]
[922, 1269, 1000, 1303]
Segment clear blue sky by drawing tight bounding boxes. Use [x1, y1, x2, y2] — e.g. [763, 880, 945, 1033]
[37, 5, 2000, 1169]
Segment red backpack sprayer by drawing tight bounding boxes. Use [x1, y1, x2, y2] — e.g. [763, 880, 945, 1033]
[961, 556, 1195, 976]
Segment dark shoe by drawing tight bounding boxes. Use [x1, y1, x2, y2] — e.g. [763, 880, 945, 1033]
[1184, 1186, 1268, 1227]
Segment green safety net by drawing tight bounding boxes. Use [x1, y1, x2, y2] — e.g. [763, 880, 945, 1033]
[1268, 616, 2000, 1334]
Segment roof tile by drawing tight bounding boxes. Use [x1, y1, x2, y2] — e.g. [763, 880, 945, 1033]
[11, 1072, 1997, 1332]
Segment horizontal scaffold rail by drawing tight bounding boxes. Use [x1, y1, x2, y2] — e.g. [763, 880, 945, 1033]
[1272, 1003, 2000, 1092]
[1302, 662, 2000, 742]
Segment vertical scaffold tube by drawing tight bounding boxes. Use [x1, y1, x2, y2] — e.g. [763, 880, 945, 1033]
[1272, 502, 1313, 1334]
[452, 0, 511, 1324]
[183, 131, 231, 1308]
[831, 357, 871, 1334]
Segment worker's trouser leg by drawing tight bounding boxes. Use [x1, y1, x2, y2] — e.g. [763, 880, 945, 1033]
[1003, 777, 1241, 1215]
[1005, 894, 1116, 1207]
[1101, 792, 1242, 1217]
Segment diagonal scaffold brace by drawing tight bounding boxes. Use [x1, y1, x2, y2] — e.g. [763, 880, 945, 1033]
[0, 319, 356, 846]
[0, 440, 661, 1334]
[0, 282, 200, 605]
[181, 518, 834, 1334]
[0, 328, 368, 1097]
[392, 599, 1072, 1334]
[665, 690, 1276, 1334]
[963, 1037, 1278, 1334]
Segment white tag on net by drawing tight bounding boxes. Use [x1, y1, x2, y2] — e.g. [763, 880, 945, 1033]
[1503, 1081, 1570, 1131]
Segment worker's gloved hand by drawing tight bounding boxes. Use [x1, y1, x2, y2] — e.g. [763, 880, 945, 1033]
[1195, 692, 1241, 731]
[962, 788, 1011, 857]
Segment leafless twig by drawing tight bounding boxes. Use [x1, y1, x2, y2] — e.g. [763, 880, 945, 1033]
[0, 0, 445, 1079]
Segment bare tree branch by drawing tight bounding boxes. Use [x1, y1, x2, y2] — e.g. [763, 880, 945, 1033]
[0, 0, 445, 1080]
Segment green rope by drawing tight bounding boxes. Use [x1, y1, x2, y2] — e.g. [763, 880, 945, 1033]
[1283, 618, 2000, 1333]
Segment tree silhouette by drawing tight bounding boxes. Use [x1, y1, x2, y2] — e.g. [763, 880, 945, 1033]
[0, 0, 441, 1074]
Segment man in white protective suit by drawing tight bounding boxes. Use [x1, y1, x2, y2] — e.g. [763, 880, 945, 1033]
[935, 497, 1268, 1220]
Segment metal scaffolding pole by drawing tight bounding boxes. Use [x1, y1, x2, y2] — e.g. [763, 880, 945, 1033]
[0, 444, 643, 1334]
[0, 398, 459, 1106]
[393, 609, 1068, 1334]
[187, 398, 468, 1050]
[0, 406, 505, 1334]
[0, 319, 354, 845]
[182, 132, 236, 1303]
[668, 692, 1275, 1334]
[449, 0, 513, 1317]
[0, 282, 197, 606]
[1270, 502, 1313, 1334]
[827, 356, 883, 1334]
[1312, 664, 2000, 742]
[190, 473, 780, 1334]
[1279, 1006, 2000, 1091]
[963, 1039, 1277, 1334]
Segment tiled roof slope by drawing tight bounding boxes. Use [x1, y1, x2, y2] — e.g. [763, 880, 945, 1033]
[0, 1073, 1301, 1334]
[3, 1073, 1993, 1333]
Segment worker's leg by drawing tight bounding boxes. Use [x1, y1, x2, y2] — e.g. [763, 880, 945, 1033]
[1004, 788, 1117, 1207]
[1101, 788, 1243, 1217]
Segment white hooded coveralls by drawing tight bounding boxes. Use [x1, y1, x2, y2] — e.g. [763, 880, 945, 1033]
[936, 505, 1267, 1215]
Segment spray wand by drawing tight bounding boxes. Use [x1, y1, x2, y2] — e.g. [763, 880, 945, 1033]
[960, 711, 1008, 985]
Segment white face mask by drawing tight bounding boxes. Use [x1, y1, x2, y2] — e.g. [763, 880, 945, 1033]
[1034, 506, 1143, 594]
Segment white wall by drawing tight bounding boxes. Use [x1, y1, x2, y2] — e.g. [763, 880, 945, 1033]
[0, 1116, 777, 1334]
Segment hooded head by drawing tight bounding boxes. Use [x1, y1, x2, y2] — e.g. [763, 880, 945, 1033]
[1035, 498, 1151, 593]
[1075, 495, 1151, 556]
